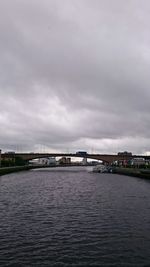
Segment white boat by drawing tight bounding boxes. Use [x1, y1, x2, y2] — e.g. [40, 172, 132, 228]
[92, 164, 108, 173]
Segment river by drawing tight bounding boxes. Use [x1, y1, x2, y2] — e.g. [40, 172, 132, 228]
[0, 166, 150, 266]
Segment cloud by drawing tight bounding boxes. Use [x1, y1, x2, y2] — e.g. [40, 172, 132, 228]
[0, 0, 150, 154]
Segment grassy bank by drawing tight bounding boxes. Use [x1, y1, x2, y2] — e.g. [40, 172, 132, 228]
[113, 167, 150, 179]
[0, 166, 32, 176]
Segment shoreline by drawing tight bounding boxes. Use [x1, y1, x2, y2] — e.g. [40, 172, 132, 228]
[0, 164, 91, 176]
[0, 166, 32, 176]
[113, 167, 150, 179]
[0, 166, 150, 180]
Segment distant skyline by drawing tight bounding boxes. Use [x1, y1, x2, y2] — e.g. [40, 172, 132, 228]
[0, 0, 150, 154]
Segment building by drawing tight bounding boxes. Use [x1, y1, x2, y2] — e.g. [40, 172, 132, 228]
[58, 157, 71, 165]
[38, 157, 56, 166]
[2, 151, 16, 165]
[118, 151, 132, 156]
[82, 158, 87, 165]
[131, 158, 145, 167]
[48, 157, 56, 165]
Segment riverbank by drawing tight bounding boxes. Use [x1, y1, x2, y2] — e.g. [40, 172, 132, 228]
[0, 166, 32, 176]
[113, 167, 150, 179]
[1, 165, 150, 179]
[0, 164, 88, 176]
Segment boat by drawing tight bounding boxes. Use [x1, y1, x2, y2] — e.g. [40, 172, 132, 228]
[92, 164, 113, 173]
[92, 164, 108, 173]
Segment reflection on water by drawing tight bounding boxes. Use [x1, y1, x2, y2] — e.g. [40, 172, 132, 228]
[0, 167, 150, 266]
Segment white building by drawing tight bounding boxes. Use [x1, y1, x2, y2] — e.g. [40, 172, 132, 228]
[38, 157, 56, 166]
[82, 158, 87, 165]
[131, 158, 145, 167]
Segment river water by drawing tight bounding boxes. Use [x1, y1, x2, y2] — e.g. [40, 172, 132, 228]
[0, 166, 150, 266]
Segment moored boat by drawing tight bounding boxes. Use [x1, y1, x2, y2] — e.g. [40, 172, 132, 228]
[92, 164, 113, 173]
[92, 164, 108, 173]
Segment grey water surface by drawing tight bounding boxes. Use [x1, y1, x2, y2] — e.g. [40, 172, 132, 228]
[0, 167, 150, 266]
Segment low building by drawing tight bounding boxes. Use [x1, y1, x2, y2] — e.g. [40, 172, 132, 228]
[38, 157, 56, 166]
[82, 158, 87, 165]
[48, 157, 56, 165]
[58, 157, 71, 165]
[131, 158, 145, 167]
[118, 151, 132, 156]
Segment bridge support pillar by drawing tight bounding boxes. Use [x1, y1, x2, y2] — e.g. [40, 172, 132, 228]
[0, 149, 1, 167]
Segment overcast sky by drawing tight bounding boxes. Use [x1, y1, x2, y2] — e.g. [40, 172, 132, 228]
[0, 0, 150, 154]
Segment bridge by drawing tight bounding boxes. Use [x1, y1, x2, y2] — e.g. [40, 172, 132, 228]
[1, 152, 150, 164]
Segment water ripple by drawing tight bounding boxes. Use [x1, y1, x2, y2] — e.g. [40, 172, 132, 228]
[0, 169, 150, 266]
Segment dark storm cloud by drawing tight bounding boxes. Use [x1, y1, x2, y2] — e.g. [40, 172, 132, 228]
[0, 0, 150, 154]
